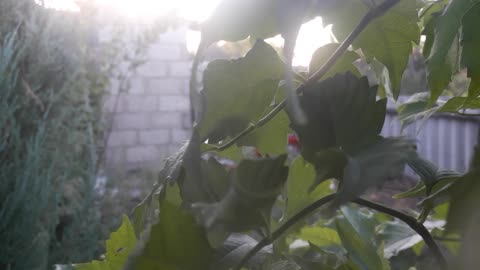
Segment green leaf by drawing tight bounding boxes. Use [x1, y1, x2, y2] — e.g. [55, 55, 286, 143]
[201, 0, 317, 43]
[131, 185, 162, 237]
[182, 130, 222, 205]
[284, 156, 335, 221]
[446, 145, 480, 268]
[211, 234, 272, 270]
[290, 73, 384, 156]
[237, 110, 291, 156]
[425, 0, 480, 102]
[307, 149, 348, 191]
[309, 43, 360, 80]
[322, 0, 420, 99]
[192, 155, 289, 241]
[378, 221, 422, 258]
[299, 226, 341, 248]
[131, 143, 191, 236]
[340, 206, 377, 243]
[337, 137, 416, 205]
[336, 217, 386, 270]
[445, 170, 480, 233]
[199, 40, 284, 142]
[74, 215, 137, 270]
[438, 96, 480, 112]
[201, 143, 244, 162]
[378, 220, 445, 259]
[393, 169, 460, 200]
[407, 153, 438, 190]
[392, 181, 425, 199]
[126, 185, 213, 270]
[397, 92, 438, 128]
[461, 3, 480, 99]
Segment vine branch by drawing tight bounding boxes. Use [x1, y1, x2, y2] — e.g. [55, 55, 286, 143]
[232, 194, 337, 270]
[234, 195, 448, 270]
[352, 198, 448, 270]
[205, 0, 400, 152]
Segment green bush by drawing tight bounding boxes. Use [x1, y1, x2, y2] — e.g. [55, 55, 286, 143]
[0, 1, 158, 268]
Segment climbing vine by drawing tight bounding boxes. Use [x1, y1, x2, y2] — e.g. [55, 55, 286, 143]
[76, 0, 480, 269]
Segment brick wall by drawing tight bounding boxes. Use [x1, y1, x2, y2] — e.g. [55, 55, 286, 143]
[104, 28, 192, 173]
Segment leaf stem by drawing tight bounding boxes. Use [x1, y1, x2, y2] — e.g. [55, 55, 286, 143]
[232, 194, 337, 270]
[352, 198, 448, 270]
[205, 0, 401, 152]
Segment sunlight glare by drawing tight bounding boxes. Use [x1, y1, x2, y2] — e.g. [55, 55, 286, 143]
[45, 0, 334, 66]
[293, 17, 334, 67]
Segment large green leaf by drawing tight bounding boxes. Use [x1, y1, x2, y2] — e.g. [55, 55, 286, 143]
[192, 155, 289, 242]
[199, 40, 284, 142]
[289, 73, 384, 157]
[283, 156, 335, 221]
[425, 0, 480, 102]
[126, 184, 213, 270]
[461, 3, 480, 99]
[336, 217, 386, 270]
[201, 0, 320, 43]
[322, 0, 419, 99]
[288, 73, 391, 197]
[74, 216, 137, 270]
[309, 43, 360, 80]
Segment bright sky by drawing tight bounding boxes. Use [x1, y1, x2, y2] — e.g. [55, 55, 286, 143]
[43, 0, 333, 66]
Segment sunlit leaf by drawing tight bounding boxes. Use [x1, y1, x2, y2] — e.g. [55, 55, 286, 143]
[237, 110, 291, 156]
[126, 184, 213, 270]
[309, 43, 360, 80]
[299, 226, 342, 248]
[199, 40, 284, 142]
[201, 0, 320, 43]
[322, 0, 419, 99]
[74, 216, 137, 270]
[283, 156, 335, 221]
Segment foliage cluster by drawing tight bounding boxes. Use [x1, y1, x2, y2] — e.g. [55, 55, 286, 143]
[0, 1, 165, 269]
[77, 0, 480, 269]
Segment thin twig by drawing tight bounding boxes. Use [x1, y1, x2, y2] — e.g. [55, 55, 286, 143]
[232, 194, 337, 270]
[205, 0, 401, 153]
[353, 198, 448, 270]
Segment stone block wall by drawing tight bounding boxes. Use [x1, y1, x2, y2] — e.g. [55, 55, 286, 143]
[104, 28, 192, 173]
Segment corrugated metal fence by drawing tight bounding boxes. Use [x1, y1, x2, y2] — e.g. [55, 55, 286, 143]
[382, 100, 479, 173]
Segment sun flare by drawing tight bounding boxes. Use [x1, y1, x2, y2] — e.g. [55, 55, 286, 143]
[44, 0, 334, 66]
